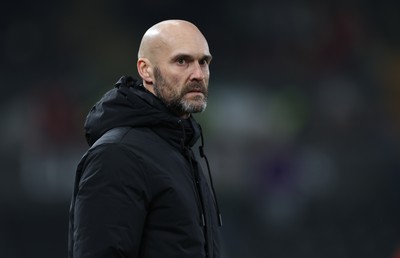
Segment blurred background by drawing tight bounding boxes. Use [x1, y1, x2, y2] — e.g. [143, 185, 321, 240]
[1, 0, 400, 257]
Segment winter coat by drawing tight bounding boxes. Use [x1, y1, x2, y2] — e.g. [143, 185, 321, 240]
[68, 76, 222, 258]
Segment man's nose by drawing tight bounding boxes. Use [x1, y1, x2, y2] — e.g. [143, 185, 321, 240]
[190, 62, 206, 81]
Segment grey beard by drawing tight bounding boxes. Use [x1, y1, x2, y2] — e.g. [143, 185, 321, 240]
[178, 96, 207, 114]
[152, 67, 208, 115]
[155, 88, 207, 115]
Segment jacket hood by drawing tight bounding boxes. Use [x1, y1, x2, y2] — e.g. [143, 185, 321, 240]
[84, 76, 201, 148]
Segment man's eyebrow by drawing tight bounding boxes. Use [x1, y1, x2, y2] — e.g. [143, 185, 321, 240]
[203, 54, 213, 62]
[171, 53, 213, 61]
[171, 54, 191, 60]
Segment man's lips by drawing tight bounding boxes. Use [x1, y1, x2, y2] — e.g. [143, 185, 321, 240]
[186, 91, 204, 96]
[184, 87, 205, 94]
[183, 83, 207, 96]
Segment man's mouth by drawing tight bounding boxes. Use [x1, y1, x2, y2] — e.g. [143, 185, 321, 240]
[183, 82, 207, 97]
[189, 89, 203, 93]
[186, 91, 204, 96]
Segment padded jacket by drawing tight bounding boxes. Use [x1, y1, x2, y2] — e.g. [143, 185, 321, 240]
[68, 76, 222, 258]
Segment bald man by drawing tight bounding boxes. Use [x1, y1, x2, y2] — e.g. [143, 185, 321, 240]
[68, 20, 222, 258]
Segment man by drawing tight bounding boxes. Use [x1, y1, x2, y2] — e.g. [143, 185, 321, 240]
[68, 20, 222, 258]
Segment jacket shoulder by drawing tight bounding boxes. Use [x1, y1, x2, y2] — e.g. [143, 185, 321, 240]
[89, 126, 131, 149]
[90, 126, 161, 150]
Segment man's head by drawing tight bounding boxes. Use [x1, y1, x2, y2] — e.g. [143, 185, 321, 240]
[137, 20, 212, 118]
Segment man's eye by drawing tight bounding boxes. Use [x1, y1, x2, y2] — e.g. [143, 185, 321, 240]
[199, 59, 208, 65]
[177, 59, 186, 64]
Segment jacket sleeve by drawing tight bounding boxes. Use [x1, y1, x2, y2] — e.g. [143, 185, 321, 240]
[72, 143, 150, 258]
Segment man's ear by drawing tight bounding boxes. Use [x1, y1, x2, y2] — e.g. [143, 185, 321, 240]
[137, 58, 153, 84]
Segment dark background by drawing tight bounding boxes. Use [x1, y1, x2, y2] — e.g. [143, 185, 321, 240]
[1, 0, 400, 257]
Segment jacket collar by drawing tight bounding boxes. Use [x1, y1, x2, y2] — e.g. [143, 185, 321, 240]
[84, 76, 201, 150]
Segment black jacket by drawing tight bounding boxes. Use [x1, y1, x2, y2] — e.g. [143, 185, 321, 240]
[68, 76, 222, 258]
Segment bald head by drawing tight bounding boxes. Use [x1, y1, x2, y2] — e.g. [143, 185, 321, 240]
[137, 20, 209, 64]
[136, 20, 212, 118]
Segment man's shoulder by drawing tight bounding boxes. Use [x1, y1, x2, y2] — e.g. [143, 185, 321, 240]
[82, 127, 152, 166]
[86, 126, 165, 159]
[91, 126, 152, 147]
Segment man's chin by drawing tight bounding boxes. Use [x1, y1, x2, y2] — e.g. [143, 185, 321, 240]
[182, 101, 207, 114]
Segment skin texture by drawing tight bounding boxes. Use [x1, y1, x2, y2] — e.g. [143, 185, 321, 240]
[137, 20, 212, 118]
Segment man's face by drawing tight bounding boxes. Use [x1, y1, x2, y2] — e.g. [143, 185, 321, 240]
[137, 21, 212, 117]
[152, 50, 211, 116]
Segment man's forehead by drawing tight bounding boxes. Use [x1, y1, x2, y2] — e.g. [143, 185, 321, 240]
[140, 22, 210, 63]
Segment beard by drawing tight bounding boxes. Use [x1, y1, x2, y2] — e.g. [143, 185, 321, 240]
[153, 67, 208, 116]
